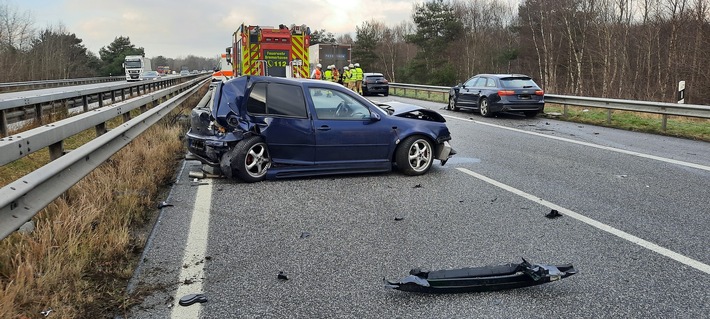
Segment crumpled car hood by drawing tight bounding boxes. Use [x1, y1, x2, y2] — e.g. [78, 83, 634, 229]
[212, 76, 249, 129]
[379, 101, 446, 123]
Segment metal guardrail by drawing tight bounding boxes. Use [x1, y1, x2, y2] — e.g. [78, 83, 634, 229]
[0, 76, 126, 93]
[0, 76, 210, 240]
[0, 74, 204, 136]
[388, 83, 710, 129]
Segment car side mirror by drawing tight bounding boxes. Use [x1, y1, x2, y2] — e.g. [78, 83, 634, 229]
[370, 112, 381, 121]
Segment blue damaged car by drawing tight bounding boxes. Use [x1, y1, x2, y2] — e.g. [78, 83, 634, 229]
[185, 76, 455, 182]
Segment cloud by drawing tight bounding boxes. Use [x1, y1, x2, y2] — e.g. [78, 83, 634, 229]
[24, 0, 418, 58]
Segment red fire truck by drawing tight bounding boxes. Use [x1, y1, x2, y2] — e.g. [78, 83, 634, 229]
[229, 23, 310, 78]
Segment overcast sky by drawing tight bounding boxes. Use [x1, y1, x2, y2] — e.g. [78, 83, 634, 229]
[19, 0, 417, 59]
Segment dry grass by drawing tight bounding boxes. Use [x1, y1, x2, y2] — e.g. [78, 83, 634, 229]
[0, 86, 205, 318]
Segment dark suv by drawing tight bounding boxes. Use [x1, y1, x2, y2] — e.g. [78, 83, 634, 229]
[362, 73, 389, 96]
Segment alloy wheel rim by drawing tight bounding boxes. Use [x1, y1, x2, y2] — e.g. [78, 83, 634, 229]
[245, 143, 271, 177]
[408, 139, 432, 172]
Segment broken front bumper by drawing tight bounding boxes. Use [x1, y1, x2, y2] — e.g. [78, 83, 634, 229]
[436, 141, 456, 165]
[385, 259, 576, 293]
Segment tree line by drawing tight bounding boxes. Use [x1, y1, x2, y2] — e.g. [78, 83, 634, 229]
[0, 2, 216, 82]
[352, 0, 710, 104]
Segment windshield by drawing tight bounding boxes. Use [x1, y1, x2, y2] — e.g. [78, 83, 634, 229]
[125, 60, 142, 68]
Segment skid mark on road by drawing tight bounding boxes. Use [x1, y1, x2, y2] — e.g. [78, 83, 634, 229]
[171, 180, 213, 319]
[445, 115, 710, 172]
[457, 167, 710, 275]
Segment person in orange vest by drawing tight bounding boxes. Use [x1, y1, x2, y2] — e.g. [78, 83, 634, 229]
[310, 63, 323, 80]
[332, 66, 340, 83]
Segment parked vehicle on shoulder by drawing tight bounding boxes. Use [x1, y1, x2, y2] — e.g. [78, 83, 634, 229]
[362, 72, 389, 96]
[180, 70, 190, 76]
[448, 74, 544, 117]
[186, 76, 455, 182]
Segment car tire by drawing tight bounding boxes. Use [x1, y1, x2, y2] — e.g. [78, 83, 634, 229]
[395, 135, 434, 176]
[384, 90, 389, 96]
[479, 97, 492, 117]
[524, 111, 539, 118]
[448, 96, 460, 111]
[230, 136, 271, 182]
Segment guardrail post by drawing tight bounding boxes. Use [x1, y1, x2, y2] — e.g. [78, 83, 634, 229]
[121, 88, 126, 101]
[83, 95, 89, 112]
[35, 104, 44, 124]
[111, 91, 116, 103]
[0, 110, 7, 136]
[661, 115, 668, 131]
[427, 90, 431, 100]
[123, 112, 131, 123]
[563, 105, 568, 118]
[98, 92, 104, 108]
[140, 103, 148, 112]
[48, 140, 64, 160]
[606, 109, 612, 124]
[95, 122, 107, 136]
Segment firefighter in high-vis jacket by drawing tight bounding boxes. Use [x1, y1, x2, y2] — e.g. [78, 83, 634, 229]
[353, 63, 364, 94]
[324, 65, 333, 81]
[342, 66, 351, 90]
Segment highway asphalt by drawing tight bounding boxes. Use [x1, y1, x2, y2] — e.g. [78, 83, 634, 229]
[127, 95, 709, 318]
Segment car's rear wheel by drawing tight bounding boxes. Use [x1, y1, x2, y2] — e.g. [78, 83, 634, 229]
[448, 96, 460, 111]
[395, 136, 434, 176]
[524, 111, 539, 118]
[228, 136, 271, 182]
[479, 97, 492, 117]
[384, 89, 389, 96]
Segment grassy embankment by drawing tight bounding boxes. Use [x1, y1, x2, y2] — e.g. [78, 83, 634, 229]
[0, 84, 207, 318]
[390, 89, 710, 142]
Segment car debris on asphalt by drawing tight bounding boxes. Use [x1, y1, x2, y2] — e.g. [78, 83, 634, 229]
[179, 293, 208, 306]
[277, 271, 289, 280]
[385, 258, 576, 293]
[545, 209, 563, 219]
[157, 201, 173, 209]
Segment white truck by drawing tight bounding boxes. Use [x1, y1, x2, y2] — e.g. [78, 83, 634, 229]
[123, 55, 152, 81]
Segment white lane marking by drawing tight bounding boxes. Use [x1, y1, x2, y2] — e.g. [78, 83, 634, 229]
[444, 114, 710, 172]
[457, 167, 710, 275]
[171, 181, 213, 318]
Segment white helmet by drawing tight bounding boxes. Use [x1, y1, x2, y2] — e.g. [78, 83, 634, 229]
[354, 63, 360, 67]
[349, 64, 354, 68]
[343, 66, 349, 70]
[316, 63, 322, 68]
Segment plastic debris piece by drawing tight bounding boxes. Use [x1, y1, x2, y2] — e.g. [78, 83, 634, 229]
[157, 201, 174, 209]
[545, 209, 562, 219]
[394, 217, 405, 221]
[413, 184, 422, 188]
[385, 258, 576, 293]
[179, 293, 208, 306]
[278, 271, 289, 280]
[300, 232, 311, 239]
[40, 308, 52, 317]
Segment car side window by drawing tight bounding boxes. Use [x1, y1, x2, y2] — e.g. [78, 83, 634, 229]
[485, 78, 497, 87]
[266, 83, 307, 118]
[246, 82, 308, 118]
[464, 77, 478, 87]
[246, 82, 267, 114]
[310, 88, 370, 120]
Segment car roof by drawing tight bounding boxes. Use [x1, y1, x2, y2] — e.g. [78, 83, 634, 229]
[246, 76, 347, 89]
[363, 73, 384, 77]
[474, 73, 532, 78]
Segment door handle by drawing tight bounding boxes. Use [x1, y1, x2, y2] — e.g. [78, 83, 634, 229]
[317, 125, 331, 131]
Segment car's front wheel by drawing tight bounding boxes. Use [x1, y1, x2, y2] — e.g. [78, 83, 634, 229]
[395, 136, 434, 176]
[229, 136, 271, 182]
[448, 96, 460, 111]
[479, 97, 492, 117]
